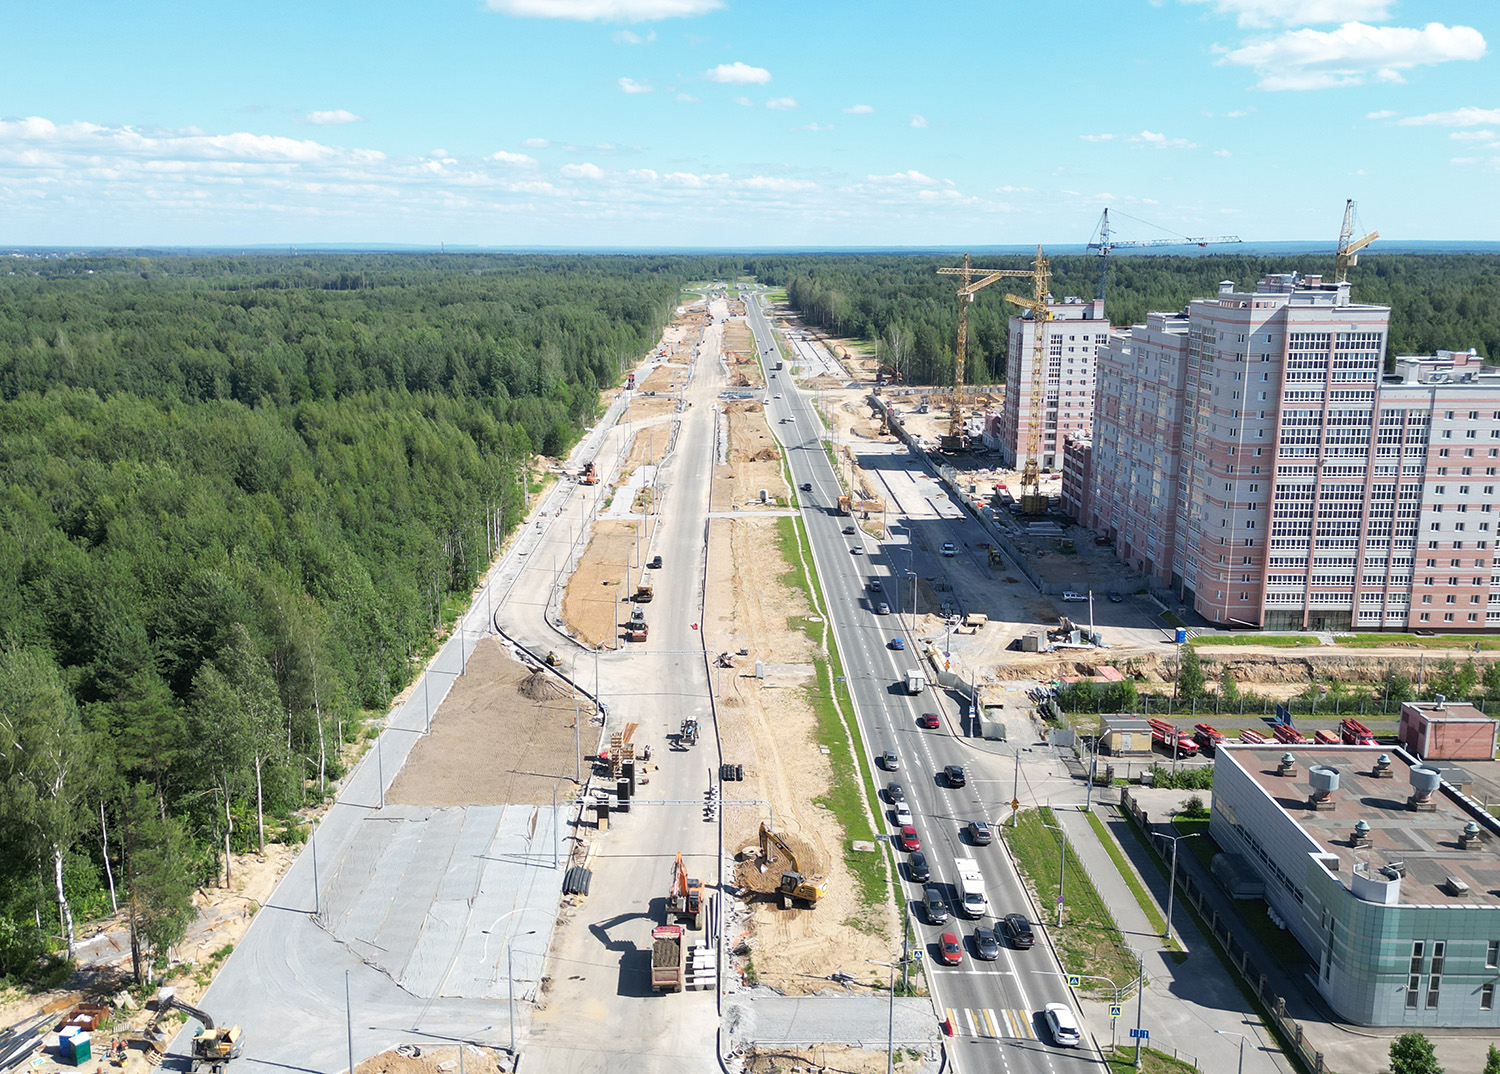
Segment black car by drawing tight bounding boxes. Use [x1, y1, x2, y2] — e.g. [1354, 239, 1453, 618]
[842, 525, 856, 535]
[1000, 913, 1035, 949]
[648, 554, 663, 569]
[1107, 592, 1123, 603]
[868, 579, 882, 592]
[973, 925, 1001, 961]
[923, 883, 949, 925]
[800, 482, 812, 492]
[907, 850, 930, 883]
[886, 781, 906, 803]
[943, 764, 967, 788]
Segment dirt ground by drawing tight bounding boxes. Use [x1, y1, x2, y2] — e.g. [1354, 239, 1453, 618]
[561, 519, 647, 648]
[743, 1043, 925, 1074]
[354, 1045, 510, 1074]
[387, 638, 589, 808]
[639, 362, 682, 394]
[623, 394, 678, 423]
[621, 422, 674, 472]
[706, 517, 896, 993]
[711, 402, 791, 512]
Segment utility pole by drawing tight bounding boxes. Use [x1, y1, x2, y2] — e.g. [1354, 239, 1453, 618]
[345, 970, 355, 1074]
[1134, 949, 1145, 1068]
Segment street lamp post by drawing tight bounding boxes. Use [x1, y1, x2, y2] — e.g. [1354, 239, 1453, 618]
[1160, 831, 1202, 943]
[1039, 817, 1068, 927]
[1215, 1029, 1248, 1074]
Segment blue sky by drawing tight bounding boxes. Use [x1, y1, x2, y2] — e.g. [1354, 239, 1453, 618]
[1, 0, 1496, 247]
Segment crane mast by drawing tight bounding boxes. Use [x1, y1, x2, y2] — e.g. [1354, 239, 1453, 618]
[1003, 246, 1053, 514]
[1335, 198, 1378, 283]
[936, 254, 1036, 452]
[1087, 207, 1240, 306]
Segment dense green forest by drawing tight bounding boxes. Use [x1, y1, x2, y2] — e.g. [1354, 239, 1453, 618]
[753, 253, 1500, 385]
[0, 253, 727, 982]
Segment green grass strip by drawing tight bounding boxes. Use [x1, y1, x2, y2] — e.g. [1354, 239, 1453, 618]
[1190, 635, 1320, 648]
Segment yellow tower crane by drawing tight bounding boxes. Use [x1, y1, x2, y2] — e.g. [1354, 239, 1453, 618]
[1003, 246, 1053, 514]
[1335, 198, 1378, 284]
[936, 254, 1037, 453]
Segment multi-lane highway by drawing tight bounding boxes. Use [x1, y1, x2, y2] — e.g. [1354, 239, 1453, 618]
[744, 290, 1102, 1073]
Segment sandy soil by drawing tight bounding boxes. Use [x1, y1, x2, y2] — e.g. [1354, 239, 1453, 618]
[744, 1043, 924, 1074]
[711, 402, 790, 513]
[560, 519, 646, 648]
[621, 423, 674, 472]
[354, 1045, 509, 1074]
[707, 518, 896, 993]
[387, 638, 589, 808]
[639, 363, 682, 394]
[623, 395, 678, 423]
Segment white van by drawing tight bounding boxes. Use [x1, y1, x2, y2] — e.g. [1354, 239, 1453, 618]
[1061, 591, 1088, 602]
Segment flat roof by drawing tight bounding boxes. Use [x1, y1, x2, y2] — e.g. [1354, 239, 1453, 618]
[1219, 745, 1500, 906]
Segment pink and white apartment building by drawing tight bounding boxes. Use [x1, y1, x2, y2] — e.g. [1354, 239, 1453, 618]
[1084, 271, 1500, 632]
[995, 297, 1110, 471]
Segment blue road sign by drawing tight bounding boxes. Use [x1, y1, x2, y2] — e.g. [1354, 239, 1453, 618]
[1067, 975, 1081, 987]
[1130, 1029, 1149, 1040]
[1110, 1005, 1123, 1019]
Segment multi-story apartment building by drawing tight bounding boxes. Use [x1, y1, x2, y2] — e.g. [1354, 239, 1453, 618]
[1087, 271, 1497, 631]
[996, 297, 1110, 471]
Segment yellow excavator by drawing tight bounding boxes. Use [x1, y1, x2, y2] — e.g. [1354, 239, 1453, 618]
[151, 988, 243, 1074]
[666, 852, 704, 929]
[758, 822, 826, 908]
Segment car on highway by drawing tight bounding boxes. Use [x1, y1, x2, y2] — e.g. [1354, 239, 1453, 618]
[842, 525, 856, 535]
[868, 579, 882, 591]
[966, 820, 993, 846]
[890, 637, 906, 651]
[876, 602, 890, 615]
[922, 884, 948, 924]
[907, 850, 930, 883]
[1000, 913, 1035, 949]
[898, 825, 921, 852]
[943, 764, 967, 787]
[917, 711, 939, 728]
[880, 750, 899, 771]
[937, 931, 964, 966]
[800, 482, 812, 491]
[941, 542, 957, 556]
[886, 781, 905, 803]
[973, 925, 1001, 961]
[1043, 1003, 1081, 1047]
[850, 546, 863, 555]
[893, 802, 914, 827]
[774, 394, 783, 399]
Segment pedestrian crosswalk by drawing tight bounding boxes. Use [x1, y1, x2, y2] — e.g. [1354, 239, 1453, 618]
[945, 1007, 1037, 1040]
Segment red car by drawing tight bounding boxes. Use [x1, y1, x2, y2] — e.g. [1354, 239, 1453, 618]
[918, 712, 940, 729]
[937, 931, 963, 966]
[898, 824, 921, 852]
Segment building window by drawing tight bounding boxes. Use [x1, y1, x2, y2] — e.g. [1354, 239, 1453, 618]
[1486, 939, 1498, 969]
[1411, 941, 1425, 973]
[1407, 976, 1421, 1010]
[1426, 977, 1442, 1009]
[1483, 983, 1495, 1011]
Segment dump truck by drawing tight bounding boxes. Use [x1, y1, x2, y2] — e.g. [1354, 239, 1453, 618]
[651, 925, 684, 993]
[634, 582, 654, 603]
[580, 461, 598, 485]
[666, 853, 704, 929]
[758, 822, 826, 908]
[905, 670, 926, 695]
[153, 989, 243, 1074]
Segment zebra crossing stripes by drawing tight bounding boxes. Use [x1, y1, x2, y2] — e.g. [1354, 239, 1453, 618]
[945, 1007, 1036, 1040]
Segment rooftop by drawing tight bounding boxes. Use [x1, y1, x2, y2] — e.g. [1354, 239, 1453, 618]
[1220, 744, 1500, 907]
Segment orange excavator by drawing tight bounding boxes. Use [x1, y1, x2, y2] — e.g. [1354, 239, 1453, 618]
[665, 852, 703, 929]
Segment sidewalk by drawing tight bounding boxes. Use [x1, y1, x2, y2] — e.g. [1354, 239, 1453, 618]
[1055, 806, 1295, 1074]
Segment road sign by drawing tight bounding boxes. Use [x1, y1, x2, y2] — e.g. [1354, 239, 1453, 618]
[1011, 798, 1020, 811]
[1130, 1029, 1149, 1040]
[912, 950, 923, 962]
[1110, 1005, 1123, 1019]
[1067, 975, 1081, 987]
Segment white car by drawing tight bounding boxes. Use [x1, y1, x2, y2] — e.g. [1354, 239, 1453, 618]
[894, 802, 914, 827]
[1043, 1003, 1081, 1047]
[1061, 591, 1089, 602]
[941, 542, 957, 556]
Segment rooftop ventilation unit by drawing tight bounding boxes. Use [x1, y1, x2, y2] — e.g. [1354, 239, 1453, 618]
[1408, 766, 1441, 812]
[1351, 819, 1372, 848]
[1307, 765, 1339, 811]
[1460, 821, 1484, 851]
[1372, 753, 1394, 780]
[1277, 752, 1297, 777]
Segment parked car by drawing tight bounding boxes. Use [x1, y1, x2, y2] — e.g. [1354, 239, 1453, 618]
[923, 884, 949, 924]
[967, 820, 993, 846]
[943, 764, 967, 787]
[1062, 591, 1088, 602]
[1107, 592, 1123, 603]
[1000, 913, 1035, 949]
[917, 712, 939, 728]
[648, 554, 663, 569]
[937, 931, 964, 966]
[973, 925, 1001, 961]
[891, 637, 907, 651]
[906, 850, 930, 883]
[886, 781, 906, 803]
[1043, 1003, 1081, 1047]
[880, 750, 899, 771]
[899, 825, 921, 852]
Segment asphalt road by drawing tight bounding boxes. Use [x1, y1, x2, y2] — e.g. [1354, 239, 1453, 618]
[745, 291, 1105, 1074]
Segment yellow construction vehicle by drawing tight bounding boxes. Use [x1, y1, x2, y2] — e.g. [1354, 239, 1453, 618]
[152, 989, 243, 1074]
[666, 852, 704, 929]
[758, 822, 826, 908]
[634, 581, 654, 603]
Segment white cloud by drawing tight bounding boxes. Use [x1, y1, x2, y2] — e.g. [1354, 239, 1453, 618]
[523, 137, 551, 148]
[1214, 148, 1233, 157]
[704, 61, 772, 84]
[797, 122, 833, 132]
[1080, 133, 1116, 142]
[842, 104, 874, 114]
[766, 96, 798, 110]
[1131, 129, 1200, 149]
[490, 150, 536, 164]
[618, 77, 653, 94]
[1366, 109, 1397, 119]
[732, 95, 754, 107]
[561, 161, 605, 179]
[1183, 0, 1392, 28]
[996, 185, 1032, 193]
[1450, 129, 1496, 141]
[676, 92, 699, 103]
[613, 29, 656, 43]
[304, 109, 363, 126]
[741, 175, 817, 192]
[1222, 22, 1487, 91]
[910, 114, 928, 128]
[485, 0, 723, 21]
[867, 169, 939, 186]
[1398, 106, 1500, 127]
